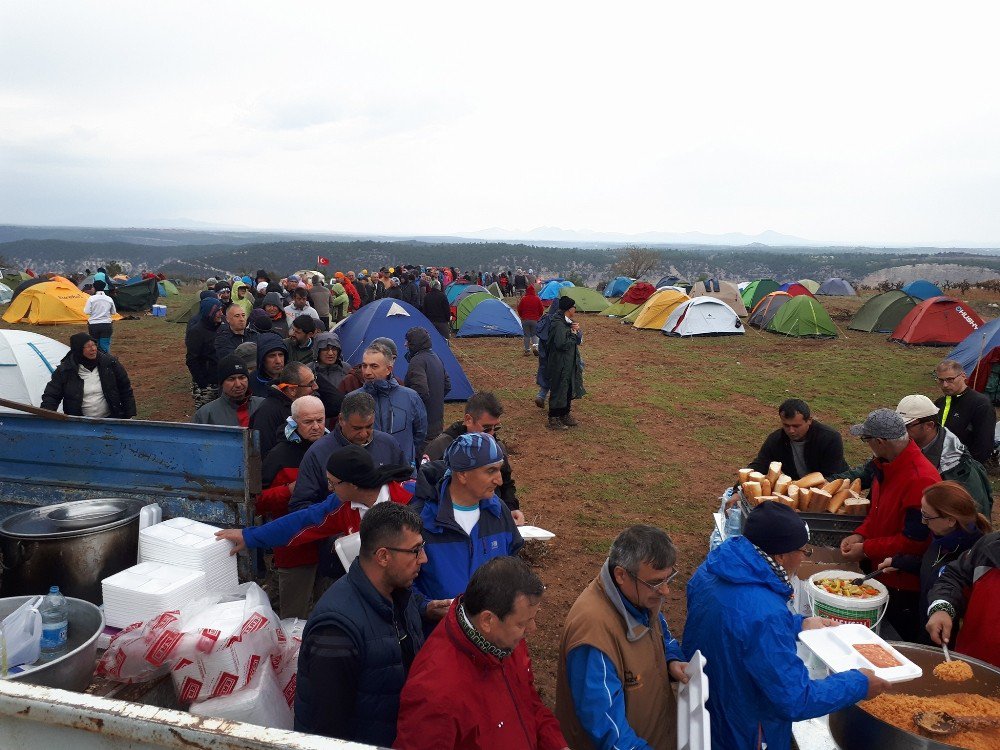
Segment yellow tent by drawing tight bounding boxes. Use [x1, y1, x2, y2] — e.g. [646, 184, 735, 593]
[630, 289, 690, 329]
[2, 277, 123, 325]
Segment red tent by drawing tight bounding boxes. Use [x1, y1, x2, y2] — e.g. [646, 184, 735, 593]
[620, 282, 656, 305]
[890, 296, 985, 346]
[778, 282, 815, 298]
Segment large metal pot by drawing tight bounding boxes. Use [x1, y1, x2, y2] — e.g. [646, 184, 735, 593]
[0, 595, 104, 692]
[0, 498, 147, 603]
[829, 642, 1000, 749]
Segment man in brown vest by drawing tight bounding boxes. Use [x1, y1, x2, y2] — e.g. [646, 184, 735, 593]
[555, 525, 688, 750]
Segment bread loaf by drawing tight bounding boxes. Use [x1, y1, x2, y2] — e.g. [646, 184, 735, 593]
[843, 496, 870, 516]
[738, 468, 753, 484]
[796, 472, 826, 489]
[743, 482, 762, 503]
[808, 488, 831, 513]
[798, 487, 811, 508]
[849, 478, 862, 494]
[821, 478, 845, 495]
[758, 495, 780, 505]
[788, 484, 800, 508]
[828, 487, 851, 514]
[766, 461, 782, 486]
[774, 475, 791, 496]
[773, 494, 796, 509]
[760, 478, 772, 496]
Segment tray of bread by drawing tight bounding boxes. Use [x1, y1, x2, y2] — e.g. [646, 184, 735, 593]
[736, 462, 870, 516]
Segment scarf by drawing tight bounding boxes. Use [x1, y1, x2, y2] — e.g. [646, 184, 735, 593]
[457, 602, 511, 660]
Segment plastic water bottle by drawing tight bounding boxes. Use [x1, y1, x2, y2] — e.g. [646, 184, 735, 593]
[39, 586, 68, 657]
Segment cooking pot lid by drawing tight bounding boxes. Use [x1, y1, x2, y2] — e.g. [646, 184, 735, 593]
[0, 498, 147, 538]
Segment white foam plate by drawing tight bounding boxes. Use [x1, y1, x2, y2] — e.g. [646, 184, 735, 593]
[677, 649, 711, 750]
[798, 623, 922, 683]
[518, 525, 555, 540]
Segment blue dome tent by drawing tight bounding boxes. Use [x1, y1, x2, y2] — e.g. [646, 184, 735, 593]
[604, 276, 633, 297]
[901, 280, 944, 300]
[456, 299, 522, 337]
[816, 278, 856, 296]
[445, 283, 471, 304]
[539, 280, 573, 300]
[333, 299, 473, 401]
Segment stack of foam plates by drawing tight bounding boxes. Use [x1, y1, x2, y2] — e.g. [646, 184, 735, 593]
[138, 517, 239, 593]
[677, 649, 711, 750]
[102, 561, 207, 628]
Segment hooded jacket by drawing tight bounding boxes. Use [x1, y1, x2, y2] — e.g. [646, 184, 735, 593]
[260, 291, 289, 337]
[230, 280, 255, 316]
[184, 298, 223, 386]
[310, 332, 352, 390]
[41, 335, 136, 418]
[354, 377, 427, 466]
[330, 283, 349, 319]
[683, 536, 868, 750]
[403, 327, 451, 441]
[407, 461, 523, 601]
[249, 386, 295, 459]
[421, 287, 451, 323]
[308, 283, 331, 317]
[395, 597, 566, 750]
[253, 432, 318, 568]
[517, 285, 544, 321]
[250, 334, 288, 398]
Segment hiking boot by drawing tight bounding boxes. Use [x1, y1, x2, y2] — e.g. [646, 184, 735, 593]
[534, 395, 546, 408]
[547, 416, 569, 430]
[531, 344, 539, 356]
[560, 414, 579, 427]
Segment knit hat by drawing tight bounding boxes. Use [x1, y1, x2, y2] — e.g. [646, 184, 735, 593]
[93, 280, 107, 291]
[248, 308, 272, 333]
[850, 408, 907, 440]
[896, 394, 939, 425]
[372, 336, 397, 357]
[217, 355, 248, 382]
[445, 432, 505, 473]
[288, 274, 301, 283]
[743, 501, 809, 555]
[234, 342, 257, 370]
[325, 445, 412, 489]
[558, 296, 576, 311]
[69, 332, 98, 369]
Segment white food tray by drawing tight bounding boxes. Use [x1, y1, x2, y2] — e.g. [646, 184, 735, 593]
[518, 525, 555, 540]
[677, 649, 710, 750]
[798, 623, 922, 683]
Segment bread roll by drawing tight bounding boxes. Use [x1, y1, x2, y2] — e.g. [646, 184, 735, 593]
[766, 461, 782, 486]
[758, 495, 779, 505]
[775, 475, 791, 496]
[788, 484, 800, 507]
[843, 497, 870, 516]
[798, 487, 811, 508]
[821, 478, 845, 495]
[738, 468, 753, 484]
[748, 471, 765, 484]
[808, 488, 832, 513]
[796, 472, 826, 489]
[760, 478, 772, 496]
[850, 478, 862, 494]
[773, 493, 796, 509]
[743, 482, 762, 502]
[828, 487, 851, 514]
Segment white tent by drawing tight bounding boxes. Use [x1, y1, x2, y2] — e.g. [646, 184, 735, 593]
[0, 330, 69, 412]
[0, 282, 12, 304]
[661, 297, 745, 337]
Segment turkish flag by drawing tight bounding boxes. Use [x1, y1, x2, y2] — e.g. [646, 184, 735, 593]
[317, 256, 330, 266]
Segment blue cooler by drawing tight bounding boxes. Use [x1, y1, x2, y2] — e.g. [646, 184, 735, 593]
[152, 305, 167, 317]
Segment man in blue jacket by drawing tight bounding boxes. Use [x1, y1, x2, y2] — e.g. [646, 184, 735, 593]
[409, 432, 523, 602]
[683, 502, 890, 750]
[351, 340, 427, 466]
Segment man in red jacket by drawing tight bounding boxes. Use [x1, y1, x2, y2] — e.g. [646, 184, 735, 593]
[840, 408, 940, 641]
[394, 556, 568, 750]
[517, 285, 545, 357]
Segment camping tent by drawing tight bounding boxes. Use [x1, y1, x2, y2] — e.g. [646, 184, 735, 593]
[797, 279, 821, 294]
[486, 282, 503, 299]
[9, 276, 48, 303]
[332, 299, 473, 401]
[114, 277, 160, 311]
[456, 298, 522, 337]
[627, 289, 689, 329]
[690, 279, 748, 316]
[748, 292, 793, 329]
[455, 292, 493, 328]
[0, 330, 69, 413]
[453, 285, 490, 305]
[604, 277, 633, 298]
[603, 282, 656, 318]
[890, 296, 984, 346]
[902, 280, 944, 301]
[158, 280, 179, 296]
[445, 283, 471, 304]
[3, 277, 122, 325]
[539, 280, 573, 301]
[816, 278, 856, 296]
[559, 286, 609, 313]
[740, 279, 780, 312]
[0, 282, 12, 305]
[849, 291, 919, 333]
[766, 296, 837, 338]
[947, 318, 1000, 398]
[777, 282, 815, 298]
[661, 297, 744, 337]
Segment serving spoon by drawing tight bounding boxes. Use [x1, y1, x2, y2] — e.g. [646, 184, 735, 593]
[914, 711, 1000, 737]
[850, 570, 883, 586]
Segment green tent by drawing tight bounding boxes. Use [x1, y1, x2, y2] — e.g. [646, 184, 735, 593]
[602, 301, 642, 318]
[849, 291, 919, 333]
[766, 295, 837, 338]
[486, 282, 503, 298]
[171, 297, 201, 324]
[114, 277, 160, 311]
[741, 279, 780, 311]
[455, 291, 492, 328]
[559, 286, 609, 313]
[159, 279, 180, 296]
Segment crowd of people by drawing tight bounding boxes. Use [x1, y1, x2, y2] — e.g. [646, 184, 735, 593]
[27, 263, 1000, 749]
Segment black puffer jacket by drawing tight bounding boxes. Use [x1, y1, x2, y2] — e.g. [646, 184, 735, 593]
[41, 350, 136, 419]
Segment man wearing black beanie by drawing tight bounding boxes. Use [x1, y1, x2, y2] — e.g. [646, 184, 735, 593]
[683, 501, 890, 749]
[545, 295, 585, 430]
[192, 354, 264, 427]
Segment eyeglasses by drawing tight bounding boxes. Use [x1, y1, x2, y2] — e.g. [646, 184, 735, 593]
[627, 569, 679, 593]
[299, 379, 318, 389]
[920, 511, 944, 521]
[480, 423, 501, 434]
[385, 542, 426, 558]
[935, 374, 963, 384]
[797, 546, 813, 557]
[327, 477, 349, 490]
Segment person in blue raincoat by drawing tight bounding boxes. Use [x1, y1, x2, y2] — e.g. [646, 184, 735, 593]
[683, 502, 891, 750]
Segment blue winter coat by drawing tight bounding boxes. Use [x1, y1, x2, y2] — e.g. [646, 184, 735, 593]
[682, 536, 868, 750]
[352, 377, 427, 467]
[408, 461, 523, 600]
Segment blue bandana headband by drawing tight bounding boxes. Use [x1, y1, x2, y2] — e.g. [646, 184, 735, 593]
[444, 432, 505, 474]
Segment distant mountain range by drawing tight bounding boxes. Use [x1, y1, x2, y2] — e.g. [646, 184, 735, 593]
[459, 226, 823, 247]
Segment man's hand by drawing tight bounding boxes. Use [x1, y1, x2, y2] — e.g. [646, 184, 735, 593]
[668, 661, 690, 684]
[841, 542, 866, 562]
[926, 610, 954, 645]
[876, 557, 896, 573]
[511, 510, 525, 526]
[285, 480, 296, 493]
[859, 668, 891, 699]
[425, 599, 453, 621]
[802, 617, 839, 631]
[840, 533, 863, 556]
[214, 528, 246, 556]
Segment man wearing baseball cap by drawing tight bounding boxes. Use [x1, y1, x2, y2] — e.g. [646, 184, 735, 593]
[839, 408, 940, 640]
[192, 354, 263, 427]
[684, 502, 889, 750]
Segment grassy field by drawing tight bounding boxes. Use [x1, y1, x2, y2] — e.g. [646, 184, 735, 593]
[3, 285, 999, 703]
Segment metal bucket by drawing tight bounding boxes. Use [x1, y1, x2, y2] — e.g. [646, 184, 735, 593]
[1, 595, 104, 692]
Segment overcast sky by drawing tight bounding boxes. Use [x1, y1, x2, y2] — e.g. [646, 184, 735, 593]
[2, 1, 998, 246]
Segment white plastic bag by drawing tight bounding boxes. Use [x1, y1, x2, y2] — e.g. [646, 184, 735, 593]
[1, 596, 43, 670]
[189, 658, 293, 730]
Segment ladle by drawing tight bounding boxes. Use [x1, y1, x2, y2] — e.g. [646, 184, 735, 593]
[913, 710, 1000, 737]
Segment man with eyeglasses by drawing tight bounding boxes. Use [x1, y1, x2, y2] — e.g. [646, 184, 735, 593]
[684, 502, 890, 750]
[555, 525, 687, 750]
[424, 391, 524, 525]
[249, 361, 319, 458]
[839, 408, 939, 641]
[933, 359, 996, 465]
[293, 502, 428, 746]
